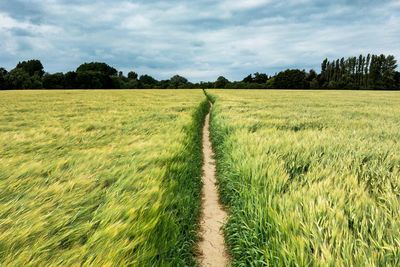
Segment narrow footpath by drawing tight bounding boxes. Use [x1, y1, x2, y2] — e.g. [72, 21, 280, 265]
[198, 102, 229, 267]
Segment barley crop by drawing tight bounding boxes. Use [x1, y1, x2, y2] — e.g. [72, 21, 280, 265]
[0, 90, 208, 266]
[207, 89, 400, 266]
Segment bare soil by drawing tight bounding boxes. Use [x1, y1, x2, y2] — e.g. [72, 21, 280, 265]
[198, 104, 229, 267]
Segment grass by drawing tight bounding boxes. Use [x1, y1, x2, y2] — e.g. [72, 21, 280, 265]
[3, 88, 400, 266]
[206, 89, 400, 266]
[0, 90, 208, 266]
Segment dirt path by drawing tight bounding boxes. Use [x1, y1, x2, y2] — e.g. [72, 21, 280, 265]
[198, 103, 229, 267]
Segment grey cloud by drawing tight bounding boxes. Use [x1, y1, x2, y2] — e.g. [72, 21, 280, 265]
[0, 0, 399, 81]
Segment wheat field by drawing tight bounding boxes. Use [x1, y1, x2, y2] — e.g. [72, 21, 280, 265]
[207, 89, 400, 266]
[0, 90, 208, 266]
[2, 89, 400, 266]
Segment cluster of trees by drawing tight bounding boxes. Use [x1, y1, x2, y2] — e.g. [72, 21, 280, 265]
[0, 60, 44, 89]
[214, 54, 399, 90]
[0, 60, 200, 90]
[319, 54, 399, 89]
[1, 55, 399, 90]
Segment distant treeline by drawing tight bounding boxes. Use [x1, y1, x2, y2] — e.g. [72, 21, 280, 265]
[1, 54, 399, 90]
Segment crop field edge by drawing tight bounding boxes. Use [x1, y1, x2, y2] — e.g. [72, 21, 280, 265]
[0, 90, 211, 266]
[202, 90, 235, 258]
[205, 89, 400, 266]
[133, 96, 211, 266]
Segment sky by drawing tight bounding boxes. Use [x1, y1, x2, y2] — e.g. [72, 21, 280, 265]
[0, 0, 399, 82]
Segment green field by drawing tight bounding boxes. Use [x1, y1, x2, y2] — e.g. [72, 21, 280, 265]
[1, 89, 400, 266]
[207, 90, 400, 266]
[0, 90, 207, 266]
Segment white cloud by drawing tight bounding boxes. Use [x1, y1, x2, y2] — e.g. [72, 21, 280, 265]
[0, 12, 59, 34]
[0, 0, 399, 81]
[221, 0, 273, 11]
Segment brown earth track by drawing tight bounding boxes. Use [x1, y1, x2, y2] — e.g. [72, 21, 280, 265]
[198, 103, 229, 267]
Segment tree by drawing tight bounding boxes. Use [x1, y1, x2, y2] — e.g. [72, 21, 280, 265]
[121, 71, 139, 88]
[364, 54, 371, 88]
[0, 68, 8, 89]
[319, 54, 399, 89]
[321, 58, 328, 76]
[335, 59, 340, 82]
[75, 71, 103, 89]
[6, 68, 33, 89]
[122, 78, 139, 89]
[394, 71, 400, 89]
[30, 74, 43, 89]
[139, 75, 158, 88]
[76, 62, 118, 77]
[356, 55, 363, 86]
[306, 69, 317, 81]
[169, 75, 188, 88]
[64, 71, 77, 89]
[6, 60, 45, 89]
[382, 55, 397, 89]
[242, 74, 253, 83]
[0, 68, 7, 77]
[214, 76, 230, 88]
[43, 73, 65, 89]
[3, 55, 399, 90]
[309, 78, 320, 89]
[265, 77, 276, 89]
[128, 71, 138, 80]
[241, 73, 268, 84]
[273, 69, 308, 89]
[253, 72, 268, 84]
[75, 62, 119, 89]
[306, 69, 319, 88]
[16, 60, 44, 77]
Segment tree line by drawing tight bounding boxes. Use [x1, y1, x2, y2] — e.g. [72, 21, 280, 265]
[1, 54, 399, 90]
[320, 54, 399, 89]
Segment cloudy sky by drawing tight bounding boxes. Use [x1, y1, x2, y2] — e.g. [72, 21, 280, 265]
[0, 0, 399, 81]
